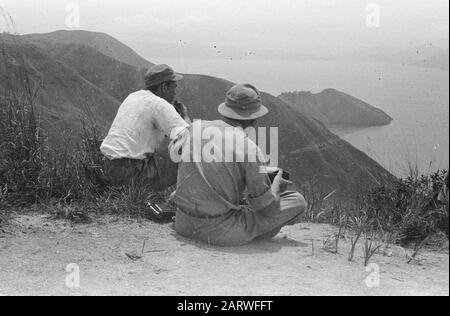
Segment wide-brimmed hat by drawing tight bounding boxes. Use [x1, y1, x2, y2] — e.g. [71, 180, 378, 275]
[144, 64, 183, 88]
[218, 84, 269, 120]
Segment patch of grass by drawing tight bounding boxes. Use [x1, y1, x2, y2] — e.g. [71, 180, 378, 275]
[348, 212, 367, 262]
[49, 202, 93, 225]
[379, 231, 398, 257]
[406, 235, 431, 265]
[305, 166, 448, 254]
[0, 36, 167, 225]
[366, 169, 448, 247]
[92, 185, 176, 223]
[323, 214, 347, 254]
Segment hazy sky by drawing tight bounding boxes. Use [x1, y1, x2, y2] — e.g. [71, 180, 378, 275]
[1, 0, 448, 57]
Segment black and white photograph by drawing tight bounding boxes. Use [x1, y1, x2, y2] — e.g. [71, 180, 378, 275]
[0, 0, 448, 298]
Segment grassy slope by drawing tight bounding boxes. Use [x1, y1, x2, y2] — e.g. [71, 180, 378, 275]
[22, 30, 154, 69]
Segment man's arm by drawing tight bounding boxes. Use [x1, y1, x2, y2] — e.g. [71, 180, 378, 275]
[245, 156, 283, 213]
[153, 99, 190, 140]
[173, 100, 192, 124]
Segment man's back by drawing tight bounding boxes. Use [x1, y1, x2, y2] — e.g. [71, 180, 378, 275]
[101, 90, 188, 160]
[172, 83, 306, 247]
[171, 120, 269, 217]
[100, 64, 189, 192]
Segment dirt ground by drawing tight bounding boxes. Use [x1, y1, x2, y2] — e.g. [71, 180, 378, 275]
[0, 213, 448, 296]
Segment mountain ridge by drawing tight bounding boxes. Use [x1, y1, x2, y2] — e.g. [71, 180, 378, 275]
[22, 30, 154, 69]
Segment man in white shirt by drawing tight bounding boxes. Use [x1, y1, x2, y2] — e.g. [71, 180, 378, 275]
[100, 64, 190, 191]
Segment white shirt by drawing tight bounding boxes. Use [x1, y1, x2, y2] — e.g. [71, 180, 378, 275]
[100, 90, 189, 160]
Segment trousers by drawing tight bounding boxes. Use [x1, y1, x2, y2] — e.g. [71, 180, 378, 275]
[174, 190, 307, 247]
[105, 153, 178, 191]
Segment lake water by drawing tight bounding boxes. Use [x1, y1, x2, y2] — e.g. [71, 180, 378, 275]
[153, 57, 449, 177]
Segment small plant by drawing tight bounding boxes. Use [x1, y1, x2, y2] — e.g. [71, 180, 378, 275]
[380, 231, 397, 257]
[406, 235, 431, 265]
[51, 202, 92, 225]
[322, 216, 347, 254]
[302, 175, 337, 223]
[363, 232, 382, 267]
[348, 213, 367, 262]
[321, 168, 450, 254]
[323, 234, 338, 254]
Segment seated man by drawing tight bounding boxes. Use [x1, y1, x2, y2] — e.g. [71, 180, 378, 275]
[170, 84, 307, 246]
[100, 64, 190, 191]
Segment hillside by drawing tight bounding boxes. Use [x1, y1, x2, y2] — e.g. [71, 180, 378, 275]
[0, 31, 393, 193]
[0, 34, 121, 134]
[22, 30, 154, 69]
[278, 89, 393, 128]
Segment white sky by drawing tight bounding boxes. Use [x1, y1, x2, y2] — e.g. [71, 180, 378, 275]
[1, 0, 448, 56]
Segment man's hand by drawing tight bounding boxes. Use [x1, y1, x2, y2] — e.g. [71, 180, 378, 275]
[271, 169, 293, 196]
[173, 100, 189, 120]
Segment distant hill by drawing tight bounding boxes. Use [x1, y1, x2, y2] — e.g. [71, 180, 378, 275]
[22, 30, 154, 69]
[278, 89, 392, 127]
[0, 34, 121, 133]
[0, 31, 393, 193]
[413, 49, 449, 71]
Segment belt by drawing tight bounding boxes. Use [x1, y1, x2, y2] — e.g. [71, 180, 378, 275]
[109, 153, 154, 163]
[177, 207, 232, 220]
[107, 154, 156, 169]
[111, 157, 144, 163]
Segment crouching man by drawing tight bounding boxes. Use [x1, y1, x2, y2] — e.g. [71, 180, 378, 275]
[170, 84, 307, 246]
[438, 171, 449, 205]
[100, 64, 190, 191]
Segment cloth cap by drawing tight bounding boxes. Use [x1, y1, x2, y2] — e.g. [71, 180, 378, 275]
[145, 64, 183, 88]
